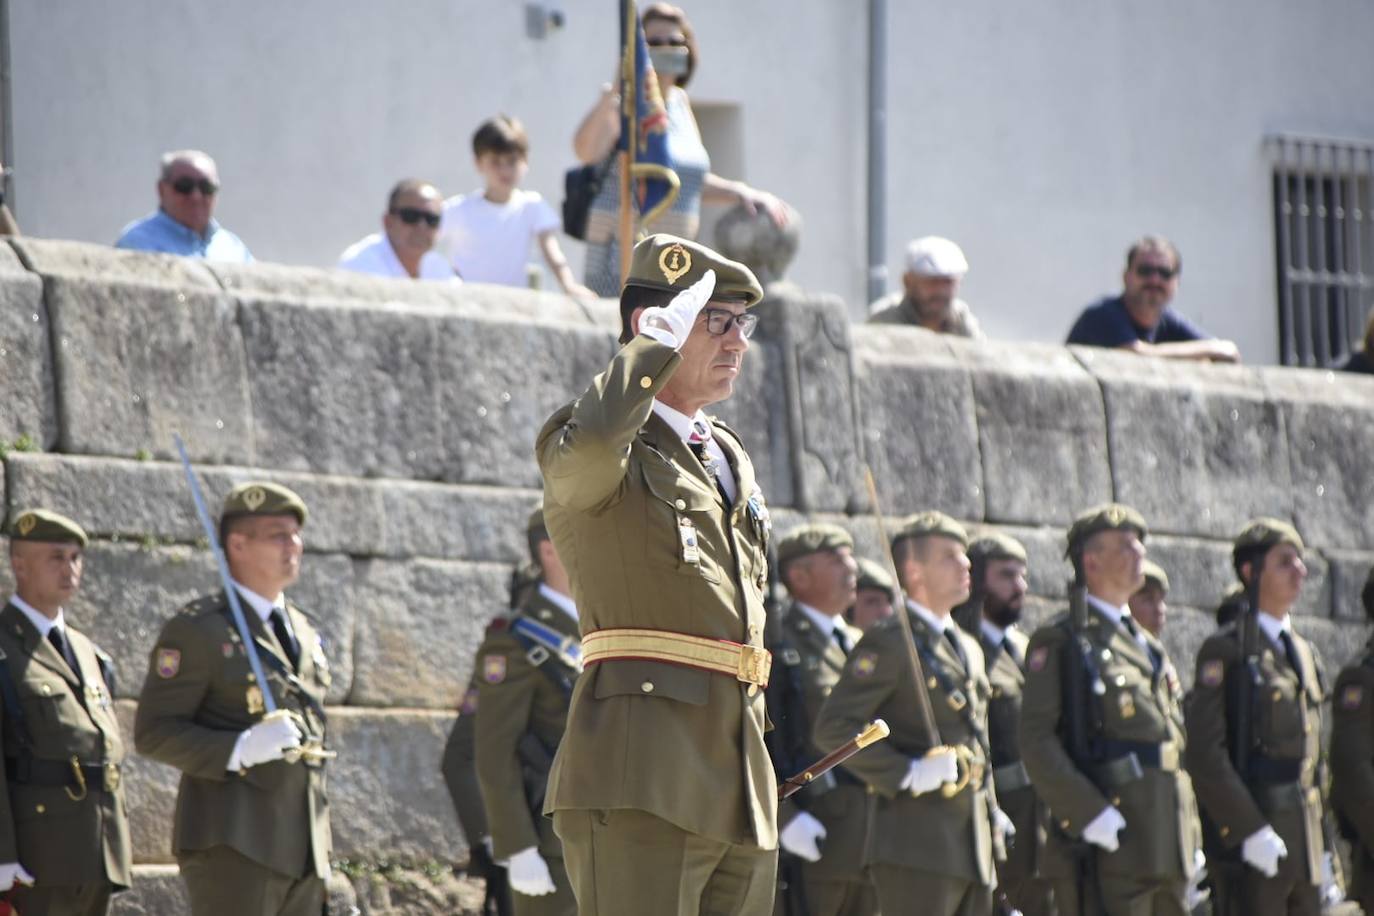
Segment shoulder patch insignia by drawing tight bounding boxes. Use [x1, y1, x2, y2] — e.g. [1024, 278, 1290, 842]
[483, 654, 507, 684]
[853, 651, 878, 678]
[156, 648, 181, 679]
[1341, 684, 1364, 710]
[459, 687, 479, 715]
[1028, 646, 1049, 673]
[1200, 659, 1224, 688]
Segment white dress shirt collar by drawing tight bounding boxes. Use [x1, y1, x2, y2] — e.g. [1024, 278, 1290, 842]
[538, 583, 579, 622]
[796, 601, 845, 642]
[1086, 594, 1130, 627]
[1256, 610, 1292, 648]
[10, 595, 65, 639]
[906, 598, 949, 634]
[231, 579, 285, 624]
[980, 619, 1009, 646]
[650, 401, 737, 502]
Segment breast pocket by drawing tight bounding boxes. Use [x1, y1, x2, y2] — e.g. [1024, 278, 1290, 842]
[1101, 666, 1152, 736]
[640, 462, 723, 584]
[1259, 679, 1304, 748]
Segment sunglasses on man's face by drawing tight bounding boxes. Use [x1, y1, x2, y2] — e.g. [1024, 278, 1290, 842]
[392, 207, 441, 228]
[700, 307, 758, 339]
[170, 176, 219, 196]
[1134, 264, 1177, 281]
[646, 36, 687, 47]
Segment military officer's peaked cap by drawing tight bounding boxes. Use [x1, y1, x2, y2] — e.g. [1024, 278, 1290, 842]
[856, 557, 896, 594]
[1065, 503, 1147, 557]
[967, 531, 1028, 566]
[9, 508, 88, 546]
[1140, 559, 1170, 593]
[1232, 517, 1304, 559]
[893, 511, 969, 550]
[625, 233, 764, 307]
[221, 481, 308, 526]
[777, 523, 854, 567]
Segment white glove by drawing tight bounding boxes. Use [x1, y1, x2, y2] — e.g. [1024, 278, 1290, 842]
[901, 748, 959, 795]
[990, 807, 1016, 842]
[638, 269, 716, 343]
[507, 846, 557, 897]
[1241, 825, 1287, 878]
[1185, 849, 1211, 910]
[779, 811, 828, 862]
[1082, 806, 1127, 852]
[1320, 850, 1344, 905]
[231, 714, 303, 769]
[0, 862, 34, 892]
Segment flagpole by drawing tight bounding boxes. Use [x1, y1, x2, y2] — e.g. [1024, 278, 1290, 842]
[618, 0, 636, 284]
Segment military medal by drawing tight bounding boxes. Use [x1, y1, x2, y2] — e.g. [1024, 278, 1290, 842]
[679, 517, 701, 565]
[245, 685, 266, 715]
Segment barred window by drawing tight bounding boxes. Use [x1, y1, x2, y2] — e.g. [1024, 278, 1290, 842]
[1270, 134, 1374, 367]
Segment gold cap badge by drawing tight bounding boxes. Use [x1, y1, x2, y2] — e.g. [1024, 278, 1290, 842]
[658, 243, 692, 285]
[15, 514, 36, 536]
[242, 487, 266, 511]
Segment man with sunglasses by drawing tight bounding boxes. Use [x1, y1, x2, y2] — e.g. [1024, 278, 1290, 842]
[1066, 235, 1240, 362]
[536, 234, 778, 915]
[115, 149, 253, 263]
[337, 179, 458, 281]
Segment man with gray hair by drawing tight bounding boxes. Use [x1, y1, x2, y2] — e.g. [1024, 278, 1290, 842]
[115, 149, 253, 262]
[868, 236, 984, 338]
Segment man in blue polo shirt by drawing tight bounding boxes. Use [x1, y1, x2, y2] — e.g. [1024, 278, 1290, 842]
[116, 150, 253, 263]
[1067, 235, 1239, 362]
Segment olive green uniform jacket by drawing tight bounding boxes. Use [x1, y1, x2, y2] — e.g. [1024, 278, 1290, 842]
[134, 592, 332, 879]
[0, 603, 131, 888]
[536, 334, 777, 849]
[440, 676, 488, 846]
[1330, 636, 1374, 909]
[813, 609, 996, 884]
[1020, 604, 1200, 882]
[1186, 620, 1325, 886]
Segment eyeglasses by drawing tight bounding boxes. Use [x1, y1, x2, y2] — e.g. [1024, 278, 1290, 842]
[646, 36, 687, 47]
[170, 176, 219, 196]
[391, 207, 441, 228]
[1134, 264, 1177, 281]
[701, 307, 758, 338]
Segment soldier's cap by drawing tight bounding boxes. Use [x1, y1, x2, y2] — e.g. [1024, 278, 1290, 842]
[625, 234, 764, 307]
[1232, 517, 1304, 560]
[967, 531, 1027, 566]
[855, 556, 896, 594]
[1065, 503, 1147, 558]
[527, 504, 546, 534]
[8, 509, 88, 547]
[892, 511, 968, 550]
[220, 482, 308, 526]
[1140, 559, 1170, 593]
[777, 523, 854, 568]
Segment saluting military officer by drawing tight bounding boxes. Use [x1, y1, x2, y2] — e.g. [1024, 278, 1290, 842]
[0, 510, 130, 915]
[953, 531, 1055, 916]
[1185, 519, 1329, 916]
[1019, 504, 1201, 916]
[814, 511, 1007, 916]
[1330, 565, 1374, 915]
[472, 505, 580, 916]
[765, 523, 876, 916]
[536, 234, 777, 915]
[134, 483, 332, 916]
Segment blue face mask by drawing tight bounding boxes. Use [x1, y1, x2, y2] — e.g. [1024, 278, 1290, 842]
[649, 46, 689, 79]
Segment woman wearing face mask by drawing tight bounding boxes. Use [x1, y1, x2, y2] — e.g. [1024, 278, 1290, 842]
[572, 2, 791, 297]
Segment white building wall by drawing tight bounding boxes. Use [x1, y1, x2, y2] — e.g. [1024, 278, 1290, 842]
[11, 1, 1374, 364]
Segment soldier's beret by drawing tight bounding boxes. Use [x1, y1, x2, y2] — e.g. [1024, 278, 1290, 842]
[967, 531, 1027, 566]
[1065, 503, 1147, 557]
[892, 511, 969, 550]
[777, 523, 854, 567]
[1140, 559, 1170, 593]
[1232, 518, 1304, 559]
[625, 234, 764, 307]
[855, 557, 896, 594]
[221, 482, 308, 526]
[528, 504, 546, 534]
[9, 508, 88, 546]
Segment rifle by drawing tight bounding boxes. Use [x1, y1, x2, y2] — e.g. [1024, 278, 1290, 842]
[1060, 576, 1106, 914]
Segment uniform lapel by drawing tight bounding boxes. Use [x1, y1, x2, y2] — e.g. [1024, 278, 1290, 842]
[711, 421, 754, 518]
[1093, 607, 1153, 677]
[2, 603, 81, 689]
[227, 591, 294, 674]
[638, 413, 724, 508]
[787, 605, 844, 674]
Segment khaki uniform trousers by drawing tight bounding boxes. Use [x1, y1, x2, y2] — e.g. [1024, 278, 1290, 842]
[869, 865, 992, 916]
[773, 870, 878, 916]
[8, 883, 113, 916]
[514, 855, 577, 916]
[1051, 874, 1186, 916]
[179, 846, 324, 916]
[1233, 870, 1320, 916]
[554, 808, 777, 916]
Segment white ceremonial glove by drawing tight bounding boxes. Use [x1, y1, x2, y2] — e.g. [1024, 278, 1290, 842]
[780, 811, 828, 863]
[1185, 849, 1211, 910]
[0, 862, 34, 892]
[1320, 850, 1344, 905]
[901, 748, 959, 795]
[991, 807, 1017, 843]
[507, 846, 557, 897]
[638, 269, 716, 344]
[231, 714, 303, 769]
[1241, 825, 1288, 878]
[1082, 805, 1127, 852]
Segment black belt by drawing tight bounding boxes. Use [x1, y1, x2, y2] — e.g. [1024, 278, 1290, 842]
[6, 756, 120, 792]
[1247, 754, 1303, 785]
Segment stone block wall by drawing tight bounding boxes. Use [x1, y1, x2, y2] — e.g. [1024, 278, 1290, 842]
[0, 239, 1371, 912]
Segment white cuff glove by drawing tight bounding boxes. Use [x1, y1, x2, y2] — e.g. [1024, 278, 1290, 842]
[901, 748, 959, 796]
[779, 811, 828, 862]
[990, 807, 1016, 842]
[507, 846, 557, 897]
[1241, 825, 1287, 878]
[1082, 805, 1127, 852]
[229, 714, 302, 770]
[1185, 849, 1211, 910]
[1320, 850, 1344, 905]
[638, 269, 716, 346]
[0, 862, 34, 892]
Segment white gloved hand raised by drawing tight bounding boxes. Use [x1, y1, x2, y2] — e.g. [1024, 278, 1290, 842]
[990, 807, 1017, 842]
[1082, 806, 1127, 852]
[638, 269, 716, 345]
[507, 846, 557, 897]
[901, 748, 959, 796]
[0, 862, 34, 892]
[1241, 825, 1288, 878]
[232, 714, 303, 769]
[779, 811, 828, 862]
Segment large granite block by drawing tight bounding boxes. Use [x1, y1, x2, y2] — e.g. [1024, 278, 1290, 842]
[1327, 549, 1374, 622]
[114, 700, 180, 863]
[350, 558, 509, 708]
[1144, 535, 1237, 613]
[852, 327, 983, 519]
[376, 481, 536, 563]
[1074, 347, 1292, 539]
[952, 337, 1111, 527]
[0, 243, 57, 449]
[708, 337, 788, 508]
[109, 864, 187, 915]
[10, 238, 219, 291]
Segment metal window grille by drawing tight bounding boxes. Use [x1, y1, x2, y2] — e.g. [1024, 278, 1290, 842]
[1270, 134, 1374, 368]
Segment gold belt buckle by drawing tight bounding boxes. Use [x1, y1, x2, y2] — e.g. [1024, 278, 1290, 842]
[736, 644, 772, 694]
[103, 762, 121, 793]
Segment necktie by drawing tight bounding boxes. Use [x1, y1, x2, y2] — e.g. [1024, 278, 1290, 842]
[687, 423, 731, 505]
[48, 627, 81, 683]
[1279, 630, 1305, 688]
[833, 627, 852, 656]
[270, 608, 300, 670]
[943, 627, 968, 671]
[1123, 616, 1161, 675]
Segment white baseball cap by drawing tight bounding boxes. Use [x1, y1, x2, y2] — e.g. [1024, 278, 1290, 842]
[905, 236, 969, 278]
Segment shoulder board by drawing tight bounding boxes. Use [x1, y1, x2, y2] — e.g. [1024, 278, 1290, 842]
[179, 592, 226, 618]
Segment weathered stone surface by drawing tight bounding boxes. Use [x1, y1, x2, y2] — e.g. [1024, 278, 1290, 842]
[1074, 347, 1292, 539]
[376, 482, 537, 563]
[114, 700, 180, 863]
[0, 245, 57, 449]
[852, 326, 983, 519]
[350, 558, 509, 708]
[709, 335, 787, 509]
[10, 237, 219, 290]
[1144, 535, 1237, 614]
[109, 864, 187, 915]
[952, 337, 1111, 527]
[349, 866, 487, 916]
[1155, 606, 1217, 688]
[1261, 366, 1374, 551]
[1326, 549, 1374, 622]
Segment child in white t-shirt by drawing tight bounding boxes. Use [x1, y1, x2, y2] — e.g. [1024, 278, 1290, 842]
[440, 115, 595, 301]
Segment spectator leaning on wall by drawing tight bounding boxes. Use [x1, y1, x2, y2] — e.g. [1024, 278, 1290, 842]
[867, 236, 984, 338]
[115, 150, 253, 263]
[337, 179, 458, 282]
